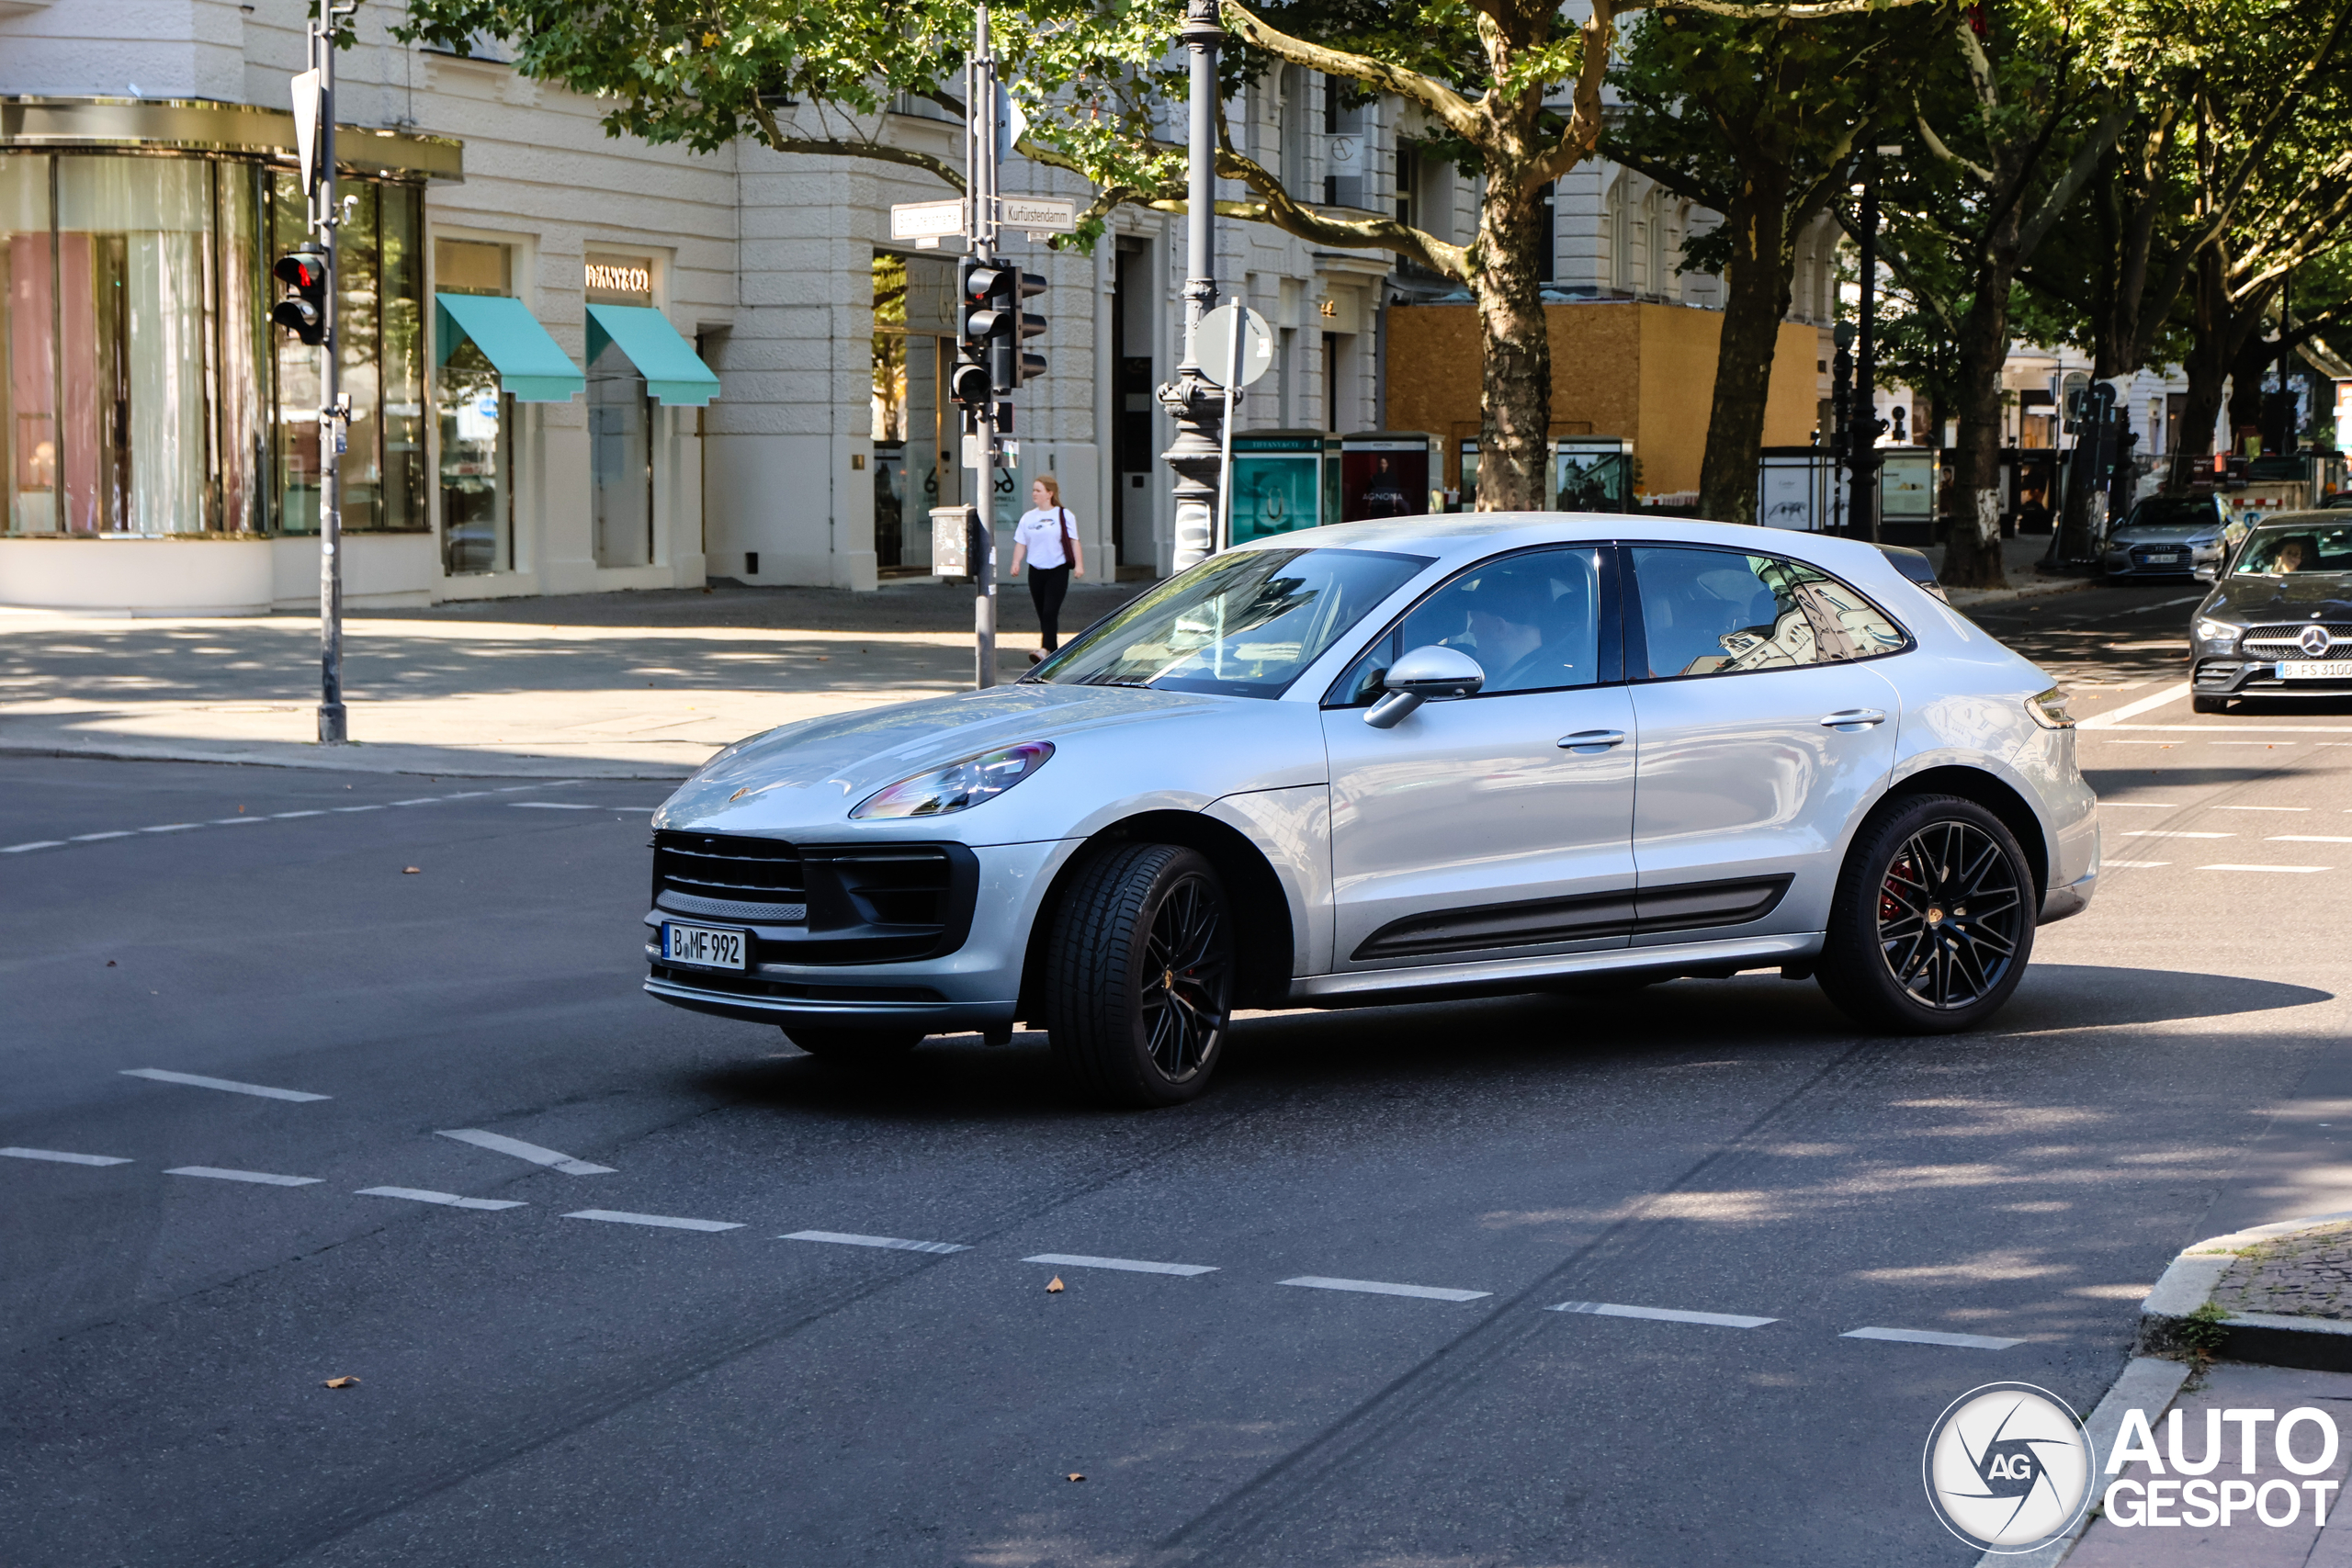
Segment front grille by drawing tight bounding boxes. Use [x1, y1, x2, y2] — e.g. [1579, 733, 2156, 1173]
[2242, 623, 2352, 662]
[650, 831, 978, 964]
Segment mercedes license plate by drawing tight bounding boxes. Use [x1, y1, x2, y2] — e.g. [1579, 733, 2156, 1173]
[2278, 660, 2342, 680]
[662, 921, 747, 970]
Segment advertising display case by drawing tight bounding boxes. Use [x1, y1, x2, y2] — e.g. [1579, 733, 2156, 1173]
[1555, 437, 1634, 512]
[1228, 431, 1340, 544]
[1340, 431, 1439, 521]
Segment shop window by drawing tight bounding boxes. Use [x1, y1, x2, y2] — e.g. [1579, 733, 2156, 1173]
[433, 237, 512, 574]
[587, 251, 657, 569]
[869, 252, 960, 574]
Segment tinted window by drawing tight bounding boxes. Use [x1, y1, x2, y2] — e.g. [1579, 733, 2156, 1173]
[2124, 497, 2222, 530]
[1330, 547, 1603, 704]
[1031, 546, 1429, 699]
[1631, 547, 1905, 679]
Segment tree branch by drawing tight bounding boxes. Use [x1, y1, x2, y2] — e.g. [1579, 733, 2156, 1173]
[1216, 132, 1468, 277]
[2017, 97, 2132, 257]
[1915, 112, 1994, 185]
[749, 99, 967, 193]
[1218, 0, 1481, 140]
[1529, 0, 1615, 187]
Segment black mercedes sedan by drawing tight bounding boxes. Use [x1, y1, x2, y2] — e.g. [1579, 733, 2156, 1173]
[2188, 513, 2352, 712]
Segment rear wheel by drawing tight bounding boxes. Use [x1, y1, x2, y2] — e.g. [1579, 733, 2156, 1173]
[782, 1027, 924, 1062]
[1041, 843, 1234, 1107]
[1816, 795, 2035, 1034]
[2192, 692, 2230, 714]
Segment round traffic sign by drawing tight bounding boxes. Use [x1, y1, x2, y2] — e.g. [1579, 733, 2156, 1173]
[1195, 304, 1274, 389]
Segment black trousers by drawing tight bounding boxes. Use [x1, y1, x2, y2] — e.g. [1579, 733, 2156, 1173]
[1027, 564, 1071, 649]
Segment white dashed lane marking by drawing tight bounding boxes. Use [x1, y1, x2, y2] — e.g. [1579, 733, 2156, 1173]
[1, 1146, 132, 1167]
[2220, 805, 2308, 813]
[1023, 1252, 1217, 1277]
[1551, 1300, 1778, 1329]
[121, 1067, 330, 1102]
[786, 1230, 971, 1255]
[69, 830, 133, 841]
[2272, 836, 2352, 844]
[1843, 1325, 2022, 1349]
[2, 782, 588, 854]
[2120, 830, 2232, 839]
[165, 1167, 322, 1187]
[512, 802, 601, 810]
[357, 1186, 527, 1211]
[437, 1128, 614, 1175]
[2104, 860, 2172, 869]
[2199, 863, 2331, 874]
[3, 840, 66, 852]
[563, 1210, 742, 1233]
[1279, 1275, 1490, 1303]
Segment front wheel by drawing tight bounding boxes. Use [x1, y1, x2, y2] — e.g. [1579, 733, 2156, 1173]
[1816, 795, 2036, 1034]
[1041, 843, 1235, 1107]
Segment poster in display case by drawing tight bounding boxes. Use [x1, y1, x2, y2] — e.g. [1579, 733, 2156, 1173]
[1340, 432, 1438, 521]
[1228, 432, 1339, 544]
[1555, 437, 1634, 512]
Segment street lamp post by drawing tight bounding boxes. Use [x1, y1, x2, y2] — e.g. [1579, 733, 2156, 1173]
[313, 4, 356, 742]
[1849, 149, 1884, 545]
[1159, 0, 1225, 573]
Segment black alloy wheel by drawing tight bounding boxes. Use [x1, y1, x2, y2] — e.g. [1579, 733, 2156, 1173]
[1818, 795, 2036, 1033]
[1042, 842, 1235, 1107]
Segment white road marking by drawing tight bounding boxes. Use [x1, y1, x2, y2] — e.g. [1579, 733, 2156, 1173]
[121, 1067, 330, 1101]
[0, 1146, 132, 1167]
[2103, 860, 2172, 868]
[1550, 1300, 1778, 1328]
[2219, 805, 2308, 812]
[2271, 836, 2352, 843]
[1023, 1252, 1217, 1276]
[2120, 829, 2231, 839]
[271, 809, 327, 819]
[333, 805, 384, 813]
[212, 817, 266, 826]
[444, 791, 496, 799]
[2077, 682, 2190, 729]
[3, 840, 66, 852]
[141, 823, 200, 833]
[356, 1186, 526, 1211]
[2199, 863, 2331, 873]
[1843, 1325, 2022, 1349]
[510, 802, 601, 810]
[6, 789, 578, 858]
[2119, 595, 2205, 615]
[562, 1209, 741, 1233]
[69, 830, 133, 841]
[2211, 739, 2297, 746]
[1279, 1275, 1490, 1303]
[2100, 801, 2183, 808]
[165, 1167, 322, 1187]
[435, 1128, 614, 1175]
[786, 1230, 971, 1254]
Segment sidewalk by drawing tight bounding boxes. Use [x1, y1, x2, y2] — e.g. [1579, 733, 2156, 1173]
[0, 580, 1142, 780]
[1924, 533, 2098, 609]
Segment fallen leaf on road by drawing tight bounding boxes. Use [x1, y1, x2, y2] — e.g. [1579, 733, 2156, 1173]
[402, 866, 421, 874]
[1046, 1276, 1065, 1293]
[1067, 1473, 1085, 1483]
[322, 1376, 360, 1389]
[106, 960, 116, 966]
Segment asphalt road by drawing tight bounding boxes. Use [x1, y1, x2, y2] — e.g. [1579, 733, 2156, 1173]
[5, 574, 2350, 1567]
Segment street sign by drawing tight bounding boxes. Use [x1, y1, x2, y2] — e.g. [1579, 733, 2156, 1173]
[891, 198, 966, 242]
[1196, 304, 1274, 389]
[289, 68, 322, 192]
[998, 195, 1077, 234]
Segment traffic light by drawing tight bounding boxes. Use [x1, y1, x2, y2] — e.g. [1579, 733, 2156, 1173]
[951, 258, 995, 410]
[271, 248, 330, 345]
[960, 262, 1047, 396]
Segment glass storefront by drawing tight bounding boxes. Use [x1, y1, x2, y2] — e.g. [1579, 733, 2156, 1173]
[435, 238, 511, 574]
[0, 148, 426, 537]
[871, 252, 962, 572]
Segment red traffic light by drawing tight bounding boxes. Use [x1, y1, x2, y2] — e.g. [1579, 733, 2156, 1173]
[273, 254, 326, 291]
[272, 248, 330, 345]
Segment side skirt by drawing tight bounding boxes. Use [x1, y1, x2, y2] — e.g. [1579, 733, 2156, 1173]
[1286, 931, 1826, 1010]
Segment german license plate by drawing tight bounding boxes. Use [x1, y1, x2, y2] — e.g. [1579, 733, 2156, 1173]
[662, 921, 747, 970]
[2145, 552, 2184, 563]
[2277, 660, 2342, 680]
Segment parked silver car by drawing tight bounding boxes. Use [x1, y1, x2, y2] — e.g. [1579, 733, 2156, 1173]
[646, 517, 2098, 1105]
[2101, 493, 2244, 581]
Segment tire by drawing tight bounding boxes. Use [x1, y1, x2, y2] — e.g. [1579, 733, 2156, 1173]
[1041, 843, 1234, 1107]
[1816, 794, 2036, 1034]
[2192, 693, 2230, 714]
[782, 1026, 924, 1062]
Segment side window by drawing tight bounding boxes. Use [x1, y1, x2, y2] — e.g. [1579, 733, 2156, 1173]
[1329, 547, 1604, 703]
[1629, 547, 1905, 680]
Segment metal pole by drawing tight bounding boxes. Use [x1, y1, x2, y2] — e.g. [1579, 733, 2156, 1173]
[1215, 320, 1243, 552]
[970, 6, 1000, 687]
[1159, 0, 1224, 572]
[1850, 152, 1882, 545]
[315, 6, 350, 743]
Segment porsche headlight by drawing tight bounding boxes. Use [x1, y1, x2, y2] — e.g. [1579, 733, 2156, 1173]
[850, 742, 1055, 819]
[2026, 686, 2075, 729]
[2195, 617, 2239, 648]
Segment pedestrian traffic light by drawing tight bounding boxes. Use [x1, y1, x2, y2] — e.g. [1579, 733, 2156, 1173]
[952, 258, 997, 409]
[271, 248, 330, 345]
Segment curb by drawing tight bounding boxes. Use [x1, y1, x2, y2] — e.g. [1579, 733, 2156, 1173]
[1945, 577, 2100, 610]
[2136, 1208, 2352, 1371]
[1969, 1355, 2192, 1568]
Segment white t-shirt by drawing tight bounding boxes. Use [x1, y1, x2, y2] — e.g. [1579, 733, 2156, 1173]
[1014, 507, 1075, 570]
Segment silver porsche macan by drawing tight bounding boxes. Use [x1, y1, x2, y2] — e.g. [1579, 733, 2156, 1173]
[644, 516, 2099, 1105]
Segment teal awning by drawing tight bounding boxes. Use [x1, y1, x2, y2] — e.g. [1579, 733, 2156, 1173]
[585, 303, 722, 406]
[434, 293, 585, 403]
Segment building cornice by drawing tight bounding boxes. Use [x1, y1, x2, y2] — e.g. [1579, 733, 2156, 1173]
[0, 96, 462, 182]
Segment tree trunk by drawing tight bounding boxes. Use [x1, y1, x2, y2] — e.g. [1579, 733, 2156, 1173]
[2225, 323, 2274, 449]
[2169, 253, 2230, 488]
[1472, 170, 1552, 511]
[1696, 176, 1797, 525]
[1944, 224, 2022, 590]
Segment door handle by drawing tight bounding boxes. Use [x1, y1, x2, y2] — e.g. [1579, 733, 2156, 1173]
[1557, 729, 1627, 751]
[1819, 709, 1886, 729]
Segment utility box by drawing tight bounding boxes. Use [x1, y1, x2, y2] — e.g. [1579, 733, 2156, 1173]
[928, 505, 978, 578]
[1340, 431, 1439, 520]
[1229, 431, 1340, 544]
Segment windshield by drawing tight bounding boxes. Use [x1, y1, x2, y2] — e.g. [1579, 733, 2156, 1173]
[1029, 547, 1430, 698]
[2230, 522, 2352, 576]
[2122, 498, 2219, 532]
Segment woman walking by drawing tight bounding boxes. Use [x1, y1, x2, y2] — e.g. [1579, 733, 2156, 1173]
[1011, 474, 1085, 662]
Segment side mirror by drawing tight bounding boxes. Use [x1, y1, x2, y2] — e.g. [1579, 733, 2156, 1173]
[1364, 644, 1485, 728]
